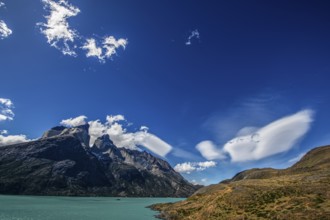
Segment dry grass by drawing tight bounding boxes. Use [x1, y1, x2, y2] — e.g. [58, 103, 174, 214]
[151, 145, 330, 220]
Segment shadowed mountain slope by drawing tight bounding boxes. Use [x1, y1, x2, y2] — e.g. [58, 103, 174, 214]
[0, 126, 199, 197]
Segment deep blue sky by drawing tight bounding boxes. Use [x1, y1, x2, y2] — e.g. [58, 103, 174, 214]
[1, 0, 330, 185]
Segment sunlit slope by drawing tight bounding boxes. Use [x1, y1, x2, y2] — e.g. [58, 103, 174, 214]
[152, 145, 330, 220]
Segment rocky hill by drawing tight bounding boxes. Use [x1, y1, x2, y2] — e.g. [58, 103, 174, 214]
[0, 125, 198, 197]
[152, 145, 330, 219]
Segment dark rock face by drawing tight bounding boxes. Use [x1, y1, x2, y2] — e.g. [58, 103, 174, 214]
[0, 133, 198, 197]
[90, 135, 197, 197]
[0, 136, 111, 196]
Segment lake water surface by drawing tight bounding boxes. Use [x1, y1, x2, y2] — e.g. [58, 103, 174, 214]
[0, 195, 183, 220]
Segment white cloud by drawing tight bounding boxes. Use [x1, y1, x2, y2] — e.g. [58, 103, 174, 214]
[134, 132, 172, 157]
[0, 134, 30, 147]
[103, 36, 127, 58]
[88, 115, 172, 157]
[185, 29, 200, 45]
[174, 161, 217, 174]
[0, 2, 12, 40]
[174, 162, 195, 174]
[196, 161, 217, 170]
[104, 121, 172, 157]
[60, 115, 87, 127]
[38, 1, 128, 62]
[88, 120, 107, 147]
[0, 130, 8, 135]
[0, 20, 12, 39]
[106, 122, 136, 148]
[198, 110, 314, 162]
[140, 126, 149, 132]
[288, 152, 306, 163]
[236, 126, 259, 136]
[0, 98, 31, 146]
[223, 109, 313, 162]
[81, 38, 103, 61]
[196, 140, 226, 160]
[106, 114, 125, 124]
[39, 0, 80, 56]
[0, 98, 13, 107]
[82, 36, 128, 62]
[0, 98, 14, 121]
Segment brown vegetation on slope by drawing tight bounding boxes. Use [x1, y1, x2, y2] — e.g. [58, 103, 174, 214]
[152, 145, 330, 220]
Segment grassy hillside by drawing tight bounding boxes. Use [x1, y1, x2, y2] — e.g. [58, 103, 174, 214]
[151, 145, 330, 220]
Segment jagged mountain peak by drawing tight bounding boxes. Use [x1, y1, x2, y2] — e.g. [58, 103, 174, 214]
[92, 134, 115, 151]
[42, 124, 90, 148]
[0, 125, 199, 197]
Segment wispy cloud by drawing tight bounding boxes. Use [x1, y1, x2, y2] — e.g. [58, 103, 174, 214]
[0, 98, 14, 121]
[174, 161, 217, 174]
[171, 148, 201, 160]
[201, 178, 207, 183]
[0, 21, 11, 39]
[61, 114, 172, 157]
[103, 36, 127, 58]
[38, 0, 128, 62]
[288, 152, 306, 163]
[203, 93, 285, 143]
[81, 38, 103, 60]
[0, 98, 31, 146]
[0, 98, 13, 108]
[38, 0, 80, 56]
[185, 29, 200, 45]
[0, 2, 12, 39]
[82, 36, 127, 62]
[106, 115, 125, 124]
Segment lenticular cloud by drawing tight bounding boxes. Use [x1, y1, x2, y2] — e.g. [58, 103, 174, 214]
[196, 109, 314, 162]
[223, 109, 313, 162]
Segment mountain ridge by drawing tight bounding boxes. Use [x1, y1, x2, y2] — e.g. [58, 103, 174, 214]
[152, 145, 330, 219]
[0, 125, 199, 197]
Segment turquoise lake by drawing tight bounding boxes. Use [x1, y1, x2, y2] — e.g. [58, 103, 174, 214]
[0, 195, 184, 220]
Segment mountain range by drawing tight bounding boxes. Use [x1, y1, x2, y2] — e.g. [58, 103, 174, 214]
[0, 124, 199, 197]
[152, 145, 330, 219]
